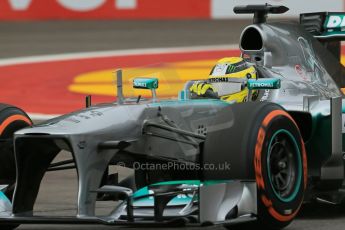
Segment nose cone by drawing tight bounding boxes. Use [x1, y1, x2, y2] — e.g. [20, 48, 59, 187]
[15, 104, 147, 137]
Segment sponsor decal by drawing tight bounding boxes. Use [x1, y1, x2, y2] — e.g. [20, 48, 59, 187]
[1, 0, 343, 20]
[248, 78, 281, 90]
[208, 77, 243, 83]
[0, 0, 209, 20]
[133, 78, 158, 89]
[133, 82, 147, 88]
[325, 14, 345, 29]
[251, 82, 273, 88]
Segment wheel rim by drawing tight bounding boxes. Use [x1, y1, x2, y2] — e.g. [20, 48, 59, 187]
[267, 129, 302, 202]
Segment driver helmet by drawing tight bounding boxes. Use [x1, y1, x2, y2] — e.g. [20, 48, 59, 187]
[208, 57, 257, 102]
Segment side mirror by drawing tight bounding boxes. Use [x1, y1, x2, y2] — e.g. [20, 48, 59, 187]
[247, 78, 281, 90]
[133, 78, 159, 90]
[133, 78, 159, 101]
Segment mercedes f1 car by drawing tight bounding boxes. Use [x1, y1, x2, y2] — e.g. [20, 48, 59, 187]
[1, 4, 345, 230]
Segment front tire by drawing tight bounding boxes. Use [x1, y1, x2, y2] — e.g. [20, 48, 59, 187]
[0, 104, 32, 230]
[253, 107, 307, 229]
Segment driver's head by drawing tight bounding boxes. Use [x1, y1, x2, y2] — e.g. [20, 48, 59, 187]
[209, 57, 257, 102]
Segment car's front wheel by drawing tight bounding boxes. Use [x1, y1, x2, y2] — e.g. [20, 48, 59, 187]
[0, 103, 32, 230]
[221, 103, 307, 230]
[254, 108, 307, 229]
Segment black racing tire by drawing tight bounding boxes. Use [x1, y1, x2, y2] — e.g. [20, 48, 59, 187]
[223, 102, 307, 230]
[250, 103, 307, 229]
[242, 102, 307, 229]
[0, 103, 32, 230]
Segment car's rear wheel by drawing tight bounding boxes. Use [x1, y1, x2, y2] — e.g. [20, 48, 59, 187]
[0, 104, 32, 230]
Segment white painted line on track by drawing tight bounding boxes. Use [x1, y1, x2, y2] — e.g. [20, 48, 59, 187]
[0, 44, 238, 67]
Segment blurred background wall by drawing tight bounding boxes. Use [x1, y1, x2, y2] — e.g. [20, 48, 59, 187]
[0, 0, 343, 20]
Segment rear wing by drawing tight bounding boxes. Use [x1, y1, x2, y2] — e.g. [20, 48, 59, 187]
[300, 12, 345, 60]
[301, 12, 345, 39]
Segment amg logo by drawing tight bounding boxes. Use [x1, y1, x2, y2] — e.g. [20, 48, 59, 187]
[326, 15, 345, 28]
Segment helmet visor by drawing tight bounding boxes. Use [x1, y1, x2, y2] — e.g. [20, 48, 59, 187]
[210, 61, 248, 76]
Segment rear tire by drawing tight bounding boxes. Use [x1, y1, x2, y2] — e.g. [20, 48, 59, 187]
[0, 103, 32, 230]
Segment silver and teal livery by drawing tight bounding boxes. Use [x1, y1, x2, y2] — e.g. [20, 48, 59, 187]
[1, 4, 345, 230]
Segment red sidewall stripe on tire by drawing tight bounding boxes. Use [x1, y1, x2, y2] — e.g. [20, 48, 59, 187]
[254, 110, 308, 222]
[0, 114, 32, 135]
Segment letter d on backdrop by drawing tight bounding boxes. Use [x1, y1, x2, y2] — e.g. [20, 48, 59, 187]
[327, 15, 342, 28]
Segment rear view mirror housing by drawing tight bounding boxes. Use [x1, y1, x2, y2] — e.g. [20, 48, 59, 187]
[133, 77, 159, 102]
[133, 78, 159, 90]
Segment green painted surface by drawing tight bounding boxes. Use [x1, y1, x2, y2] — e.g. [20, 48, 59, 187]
[133, 180, 230, 207]
[305, 113, 332, 175]
[133, 77, 159, 89]
[247, 78, 281, 90]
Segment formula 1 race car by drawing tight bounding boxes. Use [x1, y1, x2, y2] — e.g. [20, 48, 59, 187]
[1, 4, 345, 230]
